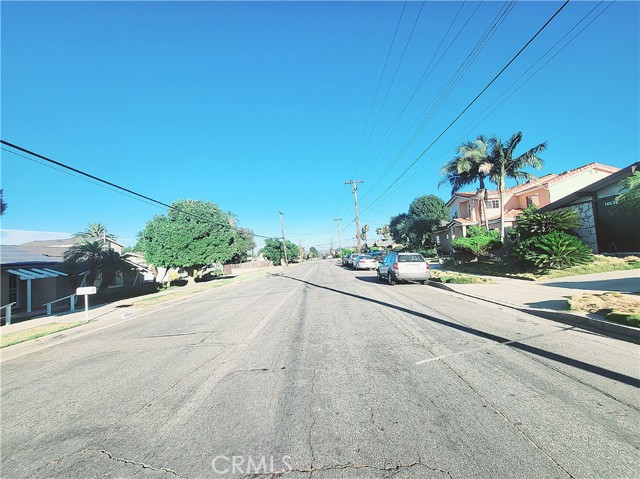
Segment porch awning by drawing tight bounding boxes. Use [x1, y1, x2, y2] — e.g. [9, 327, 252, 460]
[6, 268, 68, 280]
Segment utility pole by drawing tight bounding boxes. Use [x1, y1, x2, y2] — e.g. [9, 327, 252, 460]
[345, 180, 364, 253]
[334, 218, 342, 255]
[299, 239, 303, 263]
[279, 211, 288, 266]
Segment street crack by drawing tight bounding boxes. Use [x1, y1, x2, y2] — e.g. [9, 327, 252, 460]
[84, 448, 188, 478]
[245, 460, 452, 478]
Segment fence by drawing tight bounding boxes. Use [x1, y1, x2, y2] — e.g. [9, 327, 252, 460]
[223, 260, 273, 275]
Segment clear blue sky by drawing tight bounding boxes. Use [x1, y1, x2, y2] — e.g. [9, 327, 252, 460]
[2, 1, 638, 250]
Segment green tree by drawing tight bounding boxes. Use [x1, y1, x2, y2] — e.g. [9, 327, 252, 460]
[487, 132, 546, 240]
[229, 228, 256, 263]
[74, 223, 118, 246]
[309, 247, 319, 258]
[0, 189, 7, 216]
[63, 241, 131, 294]
[616, 171, 640, 210]
[376, 224, 391, 239]
[260, 238, 299, 265]
[439, 136, 492, 229]
[137, 200, 249, 283]
[361, 224, 370, 244]
[389, 213, 410, 244]
[408, 194, 449, 220]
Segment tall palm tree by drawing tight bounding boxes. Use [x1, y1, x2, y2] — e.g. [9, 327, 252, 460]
[439, 135, 492, 229]
[74, 223, 117, 247]
[487, 132, 546, 240]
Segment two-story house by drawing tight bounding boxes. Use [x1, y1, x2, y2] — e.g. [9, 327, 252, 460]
[433, 162, 620, 253]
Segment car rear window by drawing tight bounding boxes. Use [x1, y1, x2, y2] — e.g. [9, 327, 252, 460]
[361, 255, 374, 259]
[398, 254, 425, 262]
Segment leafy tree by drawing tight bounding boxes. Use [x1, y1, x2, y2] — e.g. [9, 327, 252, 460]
[376, 224, 391, 239]
[0, 189, 7, 216]
[486, 132, 546, 240]
[309, 247, 319, 258]
[260, 238, 299, 265]
[137, 200, 250, 282]
[361, 224, 370, 244]
[229, 228, 256, 263]
[408, 194, 449, 221]
[389, 213, 410, 244]
[616, 171, 640, 210]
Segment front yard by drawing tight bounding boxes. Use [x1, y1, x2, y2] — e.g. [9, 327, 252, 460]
[444, 254, 640, 281]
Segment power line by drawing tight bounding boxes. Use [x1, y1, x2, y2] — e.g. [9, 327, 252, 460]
[351, 0, 571, 225]
[1, 140, 277, 239]
[384, 0, 612, 200]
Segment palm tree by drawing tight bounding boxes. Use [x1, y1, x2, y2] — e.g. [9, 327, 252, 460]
[64, 240, 104, 286]
[74, 223, 117, 248]
[439, 135, 492, 229]
[616, 171, 640, 210]
[487, 132, 546, 240]
[64, 240, 130, 293]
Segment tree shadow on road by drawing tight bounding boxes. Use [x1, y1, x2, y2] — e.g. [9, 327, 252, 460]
[275, 273, 640, 388]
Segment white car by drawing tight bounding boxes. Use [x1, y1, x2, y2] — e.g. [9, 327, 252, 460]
[353, 254, 378, 270]
[377, 252, 429, 285]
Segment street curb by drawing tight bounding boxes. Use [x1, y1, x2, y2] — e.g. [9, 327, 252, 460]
[429, 281, 640, 345]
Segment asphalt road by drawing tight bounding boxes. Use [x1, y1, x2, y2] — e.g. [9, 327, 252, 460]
[1, 260, 638, 479]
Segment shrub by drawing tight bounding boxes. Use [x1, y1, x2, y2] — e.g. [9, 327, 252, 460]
[452, 227, 502, 257]
[515, 231, 593, 269]
[516, 207, 581, 240]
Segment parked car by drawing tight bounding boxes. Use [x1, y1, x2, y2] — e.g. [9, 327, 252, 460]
[377, 252, 429, 285]
[347, 253, 359, 267]
[353, 254, 378, 270]
[342, 253, 351, 266]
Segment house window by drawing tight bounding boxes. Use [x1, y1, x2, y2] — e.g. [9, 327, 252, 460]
[8, 275, 17, 304]
[486, 199, 499, 209]
[526, 194, 539, 207]
[108, 271, 124, 289]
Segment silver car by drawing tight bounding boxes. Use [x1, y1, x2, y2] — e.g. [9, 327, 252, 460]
[353, 254, 378, 270]
[377, 252, 429, 285]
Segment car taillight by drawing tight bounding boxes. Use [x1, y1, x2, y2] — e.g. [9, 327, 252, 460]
[426, 261, 430, 269]
[393, 262, 399, 270]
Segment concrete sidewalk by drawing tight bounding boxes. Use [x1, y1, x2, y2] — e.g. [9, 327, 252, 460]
[432, 269, 640, 342]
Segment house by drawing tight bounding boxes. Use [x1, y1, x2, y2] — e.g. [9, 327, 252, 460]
[537, 162, 639, 253]
[1, 245, 70, 318]
[2, 237, 152, 321]
[433, 162, 620, 253]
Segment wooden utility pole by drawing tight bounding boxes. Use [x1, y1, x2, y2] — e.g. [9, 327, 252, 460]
[345, 180, 364, 253]
[279, 211, 288, 266]
[299, 239, 303, 263]
[333, 218, 342, 255]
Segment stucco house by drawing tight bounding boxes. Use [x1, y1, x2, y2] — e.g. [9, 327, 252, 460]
[2, 237, 151, 322]
[537, 162, 639, 253]
[433, 162, 620, 253]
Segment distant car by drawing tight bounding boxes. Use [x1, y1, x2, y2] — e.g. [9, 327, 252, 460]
[353, 254, 378, 270]
[348, 253, 359, 267]
[342, 253, 351, 266]
[377, 252, 429, 285]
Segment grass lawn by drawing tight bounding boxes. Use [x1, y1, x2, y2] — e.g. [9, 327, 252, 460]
[1, 322, 84, 348]
[444, 255, 640, 281]
[569, 292, 640, 328]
